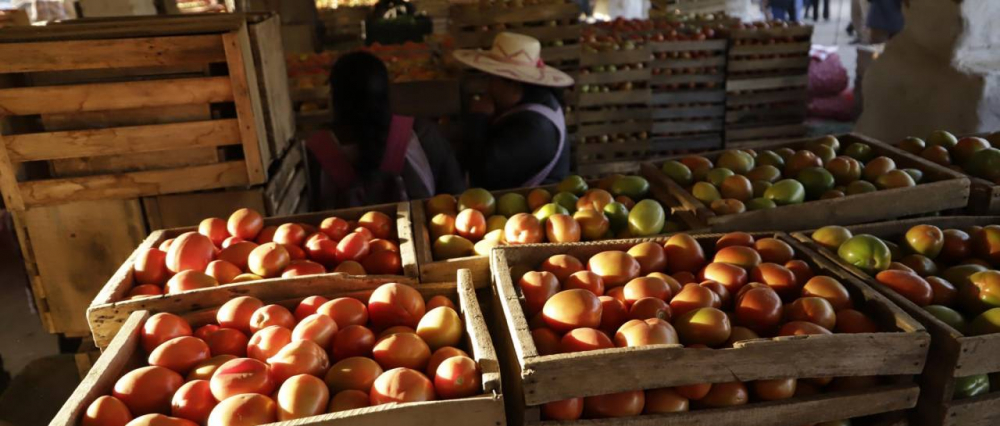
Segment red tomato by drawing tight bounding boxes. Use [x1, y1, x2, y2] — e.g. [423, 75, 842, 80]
[520, 271, 560, 316]
[221, 236, 243, 249]
[292, 314, 338, 349]
[599, 296, 629, 335]
[205, 328, 249, 357]
[628, 242, 669, 275]
[426, 347, 470, 377]
[247, 326, 292, 362]
[332, 325, 376, 360]
[352, 226, 374, 241]
[669, 284, 720, 317]
[123, 414, 196, 426]
[361, 250, 403, 275]
[273, 223, 307, 246]
[334, 261, 367, 275]
[426, 295, 456, 311]
[217, 241, 257, 271]
[559, 328, 614, 353]
[127, 284, 163, 300]
[209, 358, 274, 401]
[227, 208, 264, 240]
[734, 286, 782, 335]
[282, 259, 326, 278]
[779, 321, 834, 336]
[542, 289, 602, 333]
[141, 313, 192, 354]
[542, 398, 583, 420]
[699, 381, 749, 407]
[276, 374, 330, 421]
[320, 217, 351, 241]
[369, 238, 400, 254]
[717, 232, 754, 249]
[293, 296, 329, 321]
[249, 304, 296, 333]
[624, 276, 671, 304]
[372, 333, 431, 370]
[629, 297, 672, 322]
[206, 394, 276, 426]
[328, 390, 371, 412]
[216, 296, 263, 334]
[785, 297, 837, 330]
[584, 390, 645, 418]
[164, 270, 217, 295]
[370, 368, 436, 404]
[325, 357, 383, 394]
[784, 260, 815, 286]
[305, 238, 339, 267]
[113, 366, 184, 415]
[644, 388, 689, 414]
[336, 233, 372, 263]
[835, 309, 880, 333]
[318, 297, 369, 327]
[134, 248, 169, 285]
[82, 395, 133, 426]
[187, 355, 236, 382]
[268, 340, 331, 383]
[198, 218, 230, 248]
[166, 232, 215, 274]
[248, 243, 291, 278]
[751, 263, 799, 302]
[753, 378, 797, 401]
[205, 260, 241, 285]
[433, 356, 480, 400]
[531, 328, 562, 356]
[359, 211, 394, 239]
[255, 226, 278, 245]
[541, 254, 585, 283]
[148, 336, 210, 375]
[170, 380, 216, 425]
[614, 318, 679, 347]
[368, 283, 426, 329]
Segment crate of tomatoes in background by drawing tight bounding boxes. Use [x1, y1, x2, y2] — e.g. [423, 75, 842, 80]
[411, 174, 703, 283]
[796, 217, 1000, 426]
[52, 271, 504, 426]
[86, 203, 418, 349]
[894, 130, 1000, 215]
[643, 133, 971, 232]
[490, 231, 929, 425]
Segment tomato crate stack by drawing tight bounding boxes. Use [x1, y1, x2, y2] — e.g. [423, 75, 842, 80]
[793, 217, 1000, 426]
[53, 270, 506, 426]
[725, 23, 813, 146]
[0, 14, 299, 338]
[642, 133, 971, 232]
[87, 203, 418, 348]
[411, 175, 703, 284]
[490, 232, 928, 426]
[571, 37, 653, 177]
[647, 23, 728, 154]
[649, 0, 729, 17]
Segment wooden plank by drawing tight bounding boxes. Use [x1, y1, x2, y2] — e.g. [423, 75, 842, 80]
[141, 188, 266, 230]
[0, 35, 226, 73]
[577, 69, 651, 85]
[944, 392, 1000, 426]
[650, 39, 727, 53]
[222, 24, 269, 183]
[395, 202, 420, 281]
[265, 144, 304, 209]
[49, 311, 148, 426]
[275, 171, 307, 216]
[0, 77, 233, 116]
[575, 160, 641, 177]
[652, 73, 726, 85]
[577, 121, 652, 138]
[0, 132, 24, 210]
[725, 123, 809, 142]
[727, 56, 812, 73]
[247, 14, 295, 158]
[727, 75, 809, 93]
[24, 199, 147, 336]
[8, 210, 56, 332]
[652, 56, 726, 70]
[730, 26, 813, 40]
[581, 48, 651, 67]
[652, 105, 725, 120]
[651, 89, 726, 105]
[651, 119, 722, 134]
[20, 161, 250, 207]
[578, 90, 653, 108]
[492, 232, 929, 406]
[578, 108, 652, 124]
[6, 120, 240, 162]
[729, 42, 813, 56]
[450, 3, 580, 26]
[525, 384, 918, 426]
[727, 89, 809, 107]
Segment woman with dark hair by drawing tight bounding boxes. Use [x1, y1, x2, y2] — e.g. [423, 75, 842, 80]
[453, 32, 574, 190]
[306, 51, 464, 208]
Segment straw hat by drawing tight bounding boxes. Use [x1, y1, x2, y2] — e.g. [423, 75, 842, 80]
[453, 32, 574, 87]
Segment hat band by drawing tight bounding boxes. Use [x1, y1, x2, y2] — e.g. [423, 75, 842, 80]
[486, 44, 546, 68]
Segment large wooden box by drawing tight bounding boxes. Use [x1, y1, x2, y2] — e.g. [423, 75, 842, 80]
[793, 216, 1000, 426]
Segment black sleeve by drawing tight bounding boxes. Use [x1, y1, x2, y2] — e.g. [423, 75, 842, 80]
[466, 112, 560, 190]
[414, 119, 467, 195]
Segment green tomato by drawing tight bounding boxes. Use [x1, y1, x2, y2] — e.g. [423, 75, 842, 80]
[838, 234, 892, 274]
[953, 374, 990, 400]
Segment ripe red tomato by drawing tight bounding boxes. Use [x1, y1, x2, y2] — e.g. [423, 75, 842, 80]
[127, 284, 163, 300]
[320, 217, 351, 241]
[247, 326, 292, 362]
[204, 328, 249, 357]
[292, 313, 338, 349]
[361, 250, 403, 275]
[206, 394, 276, 426]
[368, 283, 426, 329]
[113, 366, 184, 415]
[426, 347, 470, 377]
[273, 223, 307, 246]
[205, 260, 241, 285]
[249, 304, 296, 333]
[426, 295, 456, 311]
[559, 328, 614, 353]
[336, 233, 372, 263]
[583, 390, 645, 418]
[698, 381, 749, 407]
[142, 313, 192, 354]
[198, 218, 230, 248]
[82, 396, 133, 426]
[433, 355, 481, 399]
[644, 388, 689, 414]
[268, 340, 331, 383]
[170, 380, 216, 424]
[359, 211, 394, 239]
[293, 296, 329, 321]
[227, 208, 263, 240]
[835, 309, 880, 333]
[623, 277, 671, 304]
[542, 289, 602, 333]
[216, 296, 264, 334]
[325, 357, 383, 394]
[328, 390, 370, 412]
[372, 333, 431, 370]
[164, 270, 217, 295]
[531, 328, 561, 356]
[332, 325, 376, 360]
[370, 368, 436, 404]
[599, 296, 629, 335]
[166, 232, 215, 274]
[276, 374, 329, 421]
[520, 271, 560, 316]
[217, 241, 257, 271]
[318, 297, 369, 328]
[614, 318, 679, 347]
[134, 248, 169, 285]
[785, 297, 837, 330]
[629, 297, 672, 322]
[305, 238, 339, 267]
[541, 255, 585, 283]
[148, 336, 210, 375]
[542, 398, 583, 420]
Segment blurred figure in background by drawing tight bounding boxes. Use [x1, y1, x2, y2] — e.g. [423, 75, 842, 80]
[764, 0, 802, 22]
[307, 51, 464, 208]
[453, 33, 574, 190]
[867, 0, 905, 43]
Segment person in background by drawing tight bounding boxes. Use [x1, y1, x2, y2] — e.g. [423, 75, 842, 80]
[867, 0, 905, 43]
[306, 51, 465, 209]
[453, 32, 574, 190]
[763, 0, 802, 22]
[805, 0, 829, 21]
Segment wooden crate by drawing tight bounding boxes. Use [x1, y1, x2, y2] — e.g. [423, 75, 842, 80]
[649, 38, 727, 149]
[0, 17, 271, 211]
[87, 202, 418, 348]
[449, 1, 581, 71]
[54, 270, 506, 426]
[317, 6, 368, 42]
[643, 133, 971, 232]
[491, 232, 927, 424]
[650, 0, 729, 15]
[792, 216, 1000, 426]
[727, 25, 813, 78]
[726, 75, 810, 129]
[411, 179, 702, 284]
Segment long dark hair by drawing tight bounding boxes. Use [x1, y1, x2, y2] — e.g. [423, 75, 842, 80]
[329, 51, 392, 173]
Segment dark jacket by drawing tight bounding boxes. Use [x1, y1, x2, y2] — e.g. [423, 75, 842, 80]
[465, 87, 570, 190]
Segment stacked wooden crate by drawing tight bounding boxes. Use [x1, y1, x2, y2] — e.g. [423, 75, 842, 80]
[317, 5, 369, 50]
[650, 0, 729, 17]
[573, 39, 653, 178]
[0, 14, 299, 338]
[725, 23, 813, 146]
[647, 24, 728, 154]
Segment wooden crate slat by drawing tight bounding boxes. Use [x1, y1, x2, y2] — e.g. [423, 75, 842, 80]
[575, 140, 651, 156]
[575, 160, 641, 177]
[19, 161, 250, 207]
[727, 56, 812, 72]
[0, 133, 24, 210]
[652, 105, 725, 119]
[730, 26, 813, 40]
[578, 90, 652, 108]
[247, 15, 295, 157]
[652, 89, 725, 104]
[727, 75, 809, 92]
[727, 89, 808, 107]
[725, 123, 809, 142]
[541, 45, 581, 63]
[5, 119, 239, 162]
[729, 42, 812, 56]
[577, 68, 650, 85]
[578, 108, 652, 123]
[453, 24, 581, 48]
[652, 56, 726, 69]
[0, 35, 226, 74]
[726, 108, 808, 125]
[650, 39, 727, 53]
[652, 119, 722, 134]
[651, 73, 725, 85]
[649, 134, 723, 151]
[577, 121, 652, 138]
[222, 24, 268, 184]
[0, 77, 233, 116]
[581, 48, 651, 66]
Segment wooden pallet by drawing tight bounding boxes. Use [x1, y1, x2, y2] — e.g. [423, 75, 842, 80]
[55, 271, 505, 426]
[0, 16, 273, 211]
[449, 2, 581, 71]
[411, 179, 702, 284]
[791, 216, 1000, 426]
[491, 232, 927, 422]
[642, 133, 971, 232]
[649, 38, 727, 140]
[87, 202, 418, 348]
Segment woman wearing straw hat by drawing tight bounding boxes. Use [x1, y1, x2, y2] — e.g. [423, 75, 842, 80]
[454, 32, 575, 190]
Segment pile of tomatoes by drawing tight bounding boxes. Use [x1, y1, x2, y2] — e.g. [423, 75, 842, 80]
[127, 208, 404, 299]
[516, 232, 887, 419]
[81, 283, 481, 426]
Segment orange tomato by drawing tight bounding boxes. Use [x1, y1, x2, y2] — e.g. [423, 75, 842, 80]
[170, 380, 216, 425]
[541, 254, 585, 283]
[333, 260, 366, 275]
[664, 234, 707, 273]
[204, 328, 249, 358]
[876, 270, 933, 306]
[623, 277, 671, 304]
[754, 238, 795, 264]
[698, 381, 748, 407]
[670, 284, 721, 317]
[564, 271, 605, 296]
[282, 260, 326, 278]
[644, 388, 689, 414]
[615, 318, 678, 347]
[802, 276, 852, 311]
[834, 309, 880, 333]
[779, 321, 834, 336]
[164, 270, 218, 295]
[82, 395, 133, 426]
[292, 314, 338, 349]
[717, 232, 755, 249]
[148, 336, 210, 375]
[227, 208, 264, 240]
[504, 213, 544, 244]
[134, 248, 169, 285]
[426, 347, 470, 377]
[305, 238, 339, 267]
[268, 340, 331, 383]
[361, 250, 403, 275]
[416, 306, 463, 350]
[372, 332, 431, 370]
[599, 296, 629, 335]
[542, 398, 583, 420]
[328, 390, 371, 412]
[187, 355, 235, 382]
[127, 284, 163, 300]
[125, 414, 196, 426]
[318, 297, 369, 327]
[559, 327, 614, 353]
[700, 262, 748, 295]
[676, 382, 712, 400]
[588, 251, 641, 287]
[221, 236, 243, 249]
[113, 366, 184, 415]
[205, 260, 241, 285]
[520, 271, 560, 316]
[255, 226, 278, 244]
[370, 368, 436, 404]
[325, 357, 384, 394]
[273, 223, 307, 246]
[248, 243, 291, 278]
[456, 209, 488, 241]
[753, 378, 796, 401]
[141, 313, 192, 354]
[426, 295, 456, 311]
[433, 355, 481, 399]
[198, 218, 230, 248]
[542, 289, 602, 333]
[545, 214, 582, 243]
[276, 374, 330, 421]
[209, 358, 274, 401]
[648, 272, 683, 297]
[217, 241, 257, 271]
[166, 232, 216, 274]
[751, 263, 799, 302]
[785, 297, 837, 331]
[249, 305, 296, 333]
[734, 286, 782, 335]
[332, 325, 376, 360]
[359, 211, 394, 240]
[206, 394, 276, 426]
[247, 326, 292, 362]
[675, 307, 731, 347]
[368, 283, 426, 329]
[320, 217, 351, 241]
[629, 297, 672, 322]
[584, 390, 645, 418]
[627, 242, 668, 275]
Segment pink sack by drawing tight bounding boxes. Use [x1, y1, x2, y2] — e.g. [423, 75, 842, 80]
[808, 88, 857, 122]
[808, 51, 849, 98]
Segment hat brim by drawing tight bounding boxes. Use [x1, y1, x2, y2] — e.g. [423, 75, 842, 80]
[453, 49, 575, 88]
